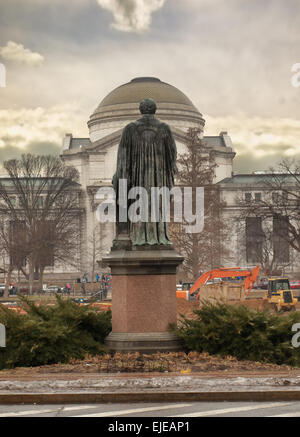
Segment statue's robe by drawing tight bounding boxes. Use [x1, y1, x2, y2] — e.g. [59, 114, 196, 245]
[114, 114, 177, 246]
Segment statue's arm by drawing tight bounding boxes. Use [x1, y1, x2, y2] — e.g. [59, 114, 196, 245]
[114, 124, 133, 187]
[114, 124, 133, 235]
[164, 125, 178, 175]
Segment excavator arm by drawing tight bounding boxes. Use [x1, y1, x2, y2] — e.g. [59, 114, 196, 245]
[244, 266, 260, 296]
[189, 266, 260, 299]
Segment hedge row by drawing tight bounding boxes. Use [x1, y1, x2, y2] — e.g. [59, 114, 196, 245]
[0, 295, 111, 370]
[174, 301, 300, 367]
[2, 297, 300, 370]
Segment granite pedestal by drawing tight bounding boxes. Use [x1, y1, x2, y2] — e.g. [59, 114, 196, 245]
[103, 246, 184, 353]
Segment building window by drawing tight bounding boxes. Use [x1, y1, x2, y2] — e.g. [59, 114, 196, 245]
[245, 192, 252, 202]
[9, 220, 27, 267]
[246, 217, 263, 263]
[272, 191, 288, 204]
[37, 220, 55, 267]
[254, 192, 262, 202]
[9, 196, 17, 207]
[272, 192, 279, 203]
[273, 216, 289, 263]
[37, 196, 44, 208]
[282, 191, 288, 203]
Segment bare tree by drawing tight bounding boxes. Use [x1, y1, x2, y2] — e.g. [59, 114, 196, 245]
[169, 128, 229, 280]
[87, 225, 103, 284]
[0, 154, 81, 295]
[0, 217, 29, 297]
[262, 159, 300, 253]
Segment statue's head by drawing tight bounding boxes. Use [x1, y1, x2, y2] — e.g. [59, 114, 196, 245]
[139, 98, 157, 115]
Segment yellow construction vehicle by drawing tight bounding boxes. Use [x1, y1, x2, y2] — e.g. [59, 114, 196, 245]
[264, 278, 298, 312]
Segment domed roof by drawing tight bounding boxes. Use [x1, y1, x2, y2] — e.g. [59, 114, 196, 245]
[88, 77, 205, 143]
[98, 77, 196, 109]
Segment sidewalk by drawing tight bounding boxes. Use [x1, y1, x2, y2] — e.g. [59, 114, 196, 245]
[2, 369, 300, 403]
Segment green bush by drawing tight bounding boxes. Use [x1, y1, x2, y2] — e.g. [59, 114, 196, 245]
[0, 295, 111, 370]
[174, 301, 300, 367]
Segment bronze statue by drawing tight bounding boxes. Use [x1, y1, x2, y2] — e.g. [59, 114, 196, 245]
[113, 98, 177, 247]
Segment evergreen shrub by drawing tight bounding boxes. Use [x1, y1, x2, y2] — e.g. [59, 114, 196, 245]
[175, 301, 300, 366]
[0, 295, 111, 369]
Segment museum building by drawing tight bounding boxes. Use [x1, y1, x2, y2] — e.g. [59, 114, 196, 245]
[59, 77, 299, 279]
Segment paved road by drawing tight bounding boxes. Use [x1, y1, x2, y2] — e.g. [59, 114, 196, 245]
[1, 401, 300, 417]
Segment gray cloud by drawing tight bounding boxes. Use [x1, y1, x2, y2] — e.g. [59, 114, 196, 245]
[0, 104, 87, 168]
[0, 0, 299, 175]
[0, 141, 60, 174]
[0, 41, 44, 66]
[96, 0, 165, 32]
[1, 0, 299, 119]
[233, 152, 300, 174]
[28, 141, 60, 156]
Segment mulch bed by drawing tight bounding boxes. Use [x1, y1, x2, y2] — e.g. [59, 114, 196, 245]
[0, 351, 298, 379]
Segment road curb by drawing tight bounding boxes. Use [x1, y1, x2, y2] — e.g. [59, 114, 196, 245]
[1, 391, 300, 404]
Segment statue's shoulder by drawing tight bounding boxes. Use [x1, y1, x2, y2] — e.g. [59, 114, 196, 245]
[121, 122, 138, 136]
[157, 120, 172, 134]
[124, 121, 137, 131]
[159, 121, 170, 129]
[125, 117, 172, 135]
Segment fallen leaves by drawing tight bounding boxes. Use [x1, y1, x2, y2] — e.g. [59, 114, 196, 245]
[0, 350, 294, 377]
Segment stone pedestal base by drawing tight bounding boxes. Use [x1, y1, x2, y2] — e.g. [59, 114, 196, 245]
[105, 332, 182, 353]
[103, 247, 184, 353]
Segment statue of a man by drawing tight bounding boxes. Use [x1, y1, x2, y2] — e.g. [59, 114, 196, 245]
[113, 98, 177, 247]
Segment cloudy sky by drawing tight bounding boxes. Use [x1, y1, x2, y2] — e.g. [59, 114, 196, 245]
[0, 0, 299, 173]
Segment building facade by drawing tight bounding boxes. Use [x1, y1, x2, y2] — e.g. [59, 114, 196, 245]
[218, 174, 300, 277]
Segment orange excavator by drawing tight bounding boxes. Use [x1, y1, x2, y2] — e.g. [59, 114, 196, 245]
[179, 266, 260, 301]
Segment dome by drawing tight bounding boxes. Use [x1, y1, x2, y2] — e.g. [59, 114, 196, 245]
[98, 77, 196, 108]
[88, 77, 205, 143]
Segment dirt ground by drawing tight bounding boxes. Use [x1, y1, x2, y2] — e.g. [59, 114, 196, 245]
[176, 296, 300, 317]
[1, 350, 300, 382]
[176, 296, 278, 318]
